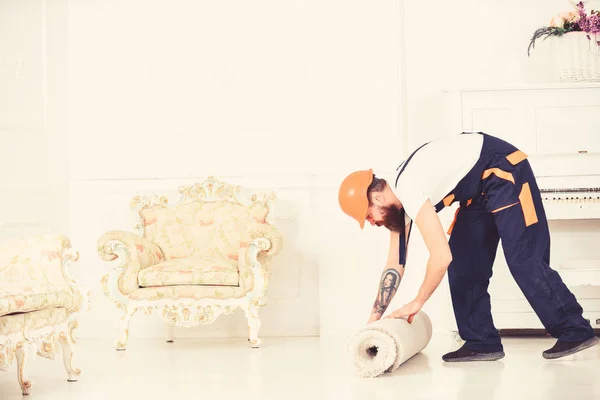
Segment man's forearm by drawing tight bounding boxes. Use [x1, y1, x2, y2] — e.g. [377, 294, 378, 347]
[371, 266, 404, 317]
[415, 255, 451, 305]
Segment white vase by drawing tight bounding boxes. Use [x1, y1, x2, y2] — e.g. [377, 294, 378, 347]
[550, 31, 600, 82]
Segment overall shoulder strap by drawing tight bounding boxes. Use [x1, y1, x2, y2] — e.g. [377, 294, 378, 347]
[395, 141, 430, 266]
[394, 142, 430, 188]
[398, 208, 411, 266]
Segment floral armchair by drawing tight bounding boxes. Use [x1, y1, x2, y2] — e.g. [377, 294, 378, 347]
[97, 177, 283, 350]
[0, 234, 90, 395]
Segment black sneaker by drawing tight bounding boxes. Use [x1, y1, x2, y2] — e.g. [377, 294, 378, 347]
[442, 344, 505, 362]
[542, 336, 599, 360]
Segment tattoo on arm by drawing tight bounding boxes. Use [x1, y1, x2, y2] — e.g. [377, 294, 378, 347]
[372, 268, 402, 315]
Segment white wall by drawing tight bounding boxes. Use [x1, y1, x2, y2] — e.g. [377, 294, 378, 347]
[0, 0, 69, 241]
[67, 0, 405, 179]
[67, 0, 407, 340]
[6, 0, 584, 341]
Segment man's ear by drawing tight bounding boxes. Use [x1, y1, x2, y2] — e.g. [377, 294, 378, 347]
[371, 191, 384, 205]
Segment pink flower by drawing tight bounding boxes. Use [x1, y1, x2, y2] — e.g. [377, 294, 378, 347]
[560, 11, 581, 23]
[550, 14, 566, 28]
[549, 10, 581, 28]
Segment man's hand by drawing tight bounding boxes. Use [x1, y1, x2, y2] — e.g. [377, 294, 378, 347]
[367, 312, 382, 324]
[384, 299, 423, 324]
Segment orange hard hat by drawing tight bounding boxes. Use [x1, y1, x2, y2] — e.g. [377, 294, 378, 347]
[338, 169, 373, 229]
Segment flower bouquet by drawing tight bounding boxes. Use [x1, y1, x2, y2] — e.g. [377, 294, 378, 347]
[528, 1, 600, 82]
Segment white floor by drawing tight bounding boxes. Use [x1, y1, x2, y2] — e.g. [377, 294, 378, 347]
[1, 333, 599, 400]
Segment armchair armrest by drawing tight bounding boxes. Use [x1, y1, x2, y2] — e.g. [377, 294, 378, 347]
[233, 223, 283, 306]
[243, 222, 284, 258]
[0, 234, 77, 287]
[97, 231, 164, 296]
[0, 234, 90, 315]
[237, 222, 283, 283]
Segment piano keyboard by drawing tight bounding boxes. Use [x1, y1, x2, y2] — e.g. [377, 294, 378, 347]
[540, 188, 600, 220]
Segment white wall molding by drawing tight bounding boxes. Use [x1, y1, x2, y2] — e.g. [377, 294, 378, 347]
[68, 170, 401, 191]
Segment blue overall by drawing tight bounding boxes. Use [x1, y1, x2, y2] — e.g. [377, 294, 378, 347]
[395, 132, 594, 353]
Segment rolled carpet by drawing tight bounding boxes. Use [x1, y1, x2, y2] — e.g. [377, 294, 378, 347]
[346, 311, 433, 378]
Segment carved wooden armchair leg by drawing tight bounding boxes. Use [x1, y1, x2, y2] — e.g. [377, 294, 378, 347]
[59, 325, 81, 382]
[166, 324, 175, 343]
[15, 343, 32, 395]
[245, 301, 262, 348]
[116, 307, 135, 351]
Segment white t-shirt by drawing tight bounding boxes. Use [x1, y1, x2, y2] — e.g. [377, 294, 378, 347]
[386, 133, 484, 221]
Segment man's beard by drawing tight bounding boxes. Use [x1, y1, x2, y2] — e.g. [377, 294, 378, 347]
[379, 204, 406, 232]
